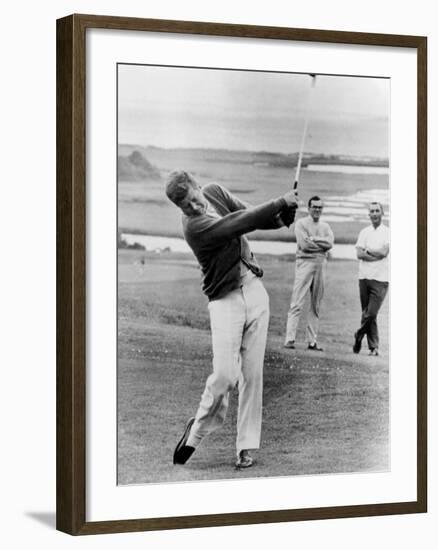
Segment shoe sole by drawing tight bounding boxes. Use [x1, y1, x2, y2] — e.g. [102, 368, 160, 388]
[235, 458, 255, 469]
[173, 417, 195, 465]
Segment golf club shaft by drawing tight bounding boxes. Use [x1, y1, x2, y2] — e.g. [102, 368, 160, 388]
[294, 75, 317, 190]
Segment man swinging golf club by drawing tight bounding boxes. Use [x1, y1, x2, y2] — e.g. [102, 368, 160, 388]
[165, 170, 298, 469]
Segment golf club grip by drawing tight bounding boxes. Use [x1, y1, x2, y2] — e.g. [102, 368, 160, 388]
[293, 179, 299, 190]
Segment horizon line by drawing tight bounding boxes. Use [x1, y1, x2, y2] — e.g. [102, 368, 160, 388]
[118, 142, 389, 161]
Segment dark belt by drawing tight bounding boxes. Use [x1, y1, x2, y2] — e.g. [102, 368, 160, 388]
[240, 256, 263, 278]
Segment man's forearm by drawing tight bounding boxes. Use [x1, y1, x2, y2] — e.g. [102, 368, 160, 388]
[301, 236, 332, 252]
[257, 212, 287, 230]
[196, 197, 288, 243]
[357, 248, 379, 262]
[312, 239, 333, 251]
[367, 250, 385, 259]
[300, 241, 322, 253]
[367, 246, 389, 259]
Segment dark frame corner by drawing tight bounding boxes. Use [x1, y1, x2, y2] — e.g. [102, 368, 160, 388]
[56, 14, 427, 536]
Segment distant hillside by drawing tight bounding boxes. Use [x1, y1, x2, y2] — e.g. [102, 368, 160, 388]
[118, 144, 388, 170]
[118, 150, 161, 181]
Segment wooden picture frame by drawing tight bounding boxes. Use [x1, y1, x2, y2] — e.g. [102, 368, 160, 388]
[56, 13, 427, 535]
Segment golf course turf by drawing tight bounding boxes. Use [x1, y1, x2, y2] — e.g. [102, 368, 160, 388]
[117, 249, 389, 485]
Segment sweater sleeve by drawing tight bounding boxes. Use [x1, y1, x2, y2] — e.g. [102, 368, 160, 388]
[294, 219, 309, 250]
[203, 182, 249, 213]
[325, 223, 335, 246]
[185, 197, 287, 249]
[202, 182, 287, 230]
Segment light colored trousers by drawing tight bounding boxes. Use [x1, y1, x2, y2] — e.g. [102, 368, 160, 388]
[187, 273, 269, 455]
[285, 258, 326, 344]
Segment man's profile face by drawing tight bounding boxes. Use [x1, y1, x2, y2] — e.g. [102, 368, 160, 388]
[368, 204, 383, 226]
[178, 187, 208, 217]
[308, 200, 323, 222]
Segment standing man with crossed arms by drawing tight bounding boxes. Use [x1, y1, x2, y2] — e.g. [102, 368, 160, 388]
[166, 170, 298, 469]
[284, 196, 334, 351]
[353, 202, 389, 356]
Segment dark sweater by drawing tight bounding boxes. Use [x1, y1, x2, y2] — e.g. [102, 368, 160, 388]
[182, 183, 287, 301]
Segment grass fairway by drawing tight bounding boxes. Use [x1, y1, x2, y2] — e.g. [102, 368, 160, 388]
[117, 250, 389, 484]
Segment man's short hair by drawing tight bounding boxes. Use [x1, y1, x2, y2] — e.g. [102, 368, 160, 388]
[165, 170, 199, 205]
[308, 195, 322, 208]
[369, 201, 384, 215]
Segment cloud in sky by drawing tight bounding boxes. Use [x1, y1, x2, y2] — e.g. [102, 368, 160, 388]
[118, 64, 389, 156]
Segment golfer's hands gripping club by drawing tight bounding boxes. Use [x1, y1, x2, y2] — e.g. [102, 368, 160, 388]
[282, 190, 299, 208]
[279, 190, 299, 228]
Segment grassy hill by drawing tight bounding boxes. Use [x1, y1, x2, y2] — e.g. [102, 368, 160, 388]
[118, 150, 161, 181]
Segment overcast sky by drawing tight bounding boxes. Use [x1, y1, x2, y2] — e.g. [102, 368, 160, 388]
[118, 64, 389, 157]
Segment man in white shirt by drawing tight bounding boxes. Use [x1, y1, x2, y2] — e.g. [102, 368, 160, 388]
[284, 196, 334, 351]
[353, 202, 389, 356]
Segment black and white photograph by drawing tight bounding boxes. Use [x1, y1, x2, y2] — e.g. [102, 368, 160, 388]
[117, 64, 390, 485]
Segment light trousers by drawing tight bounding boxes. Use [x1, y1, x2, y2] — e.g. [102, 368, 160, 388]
[187, 273, 269, 454]
[285, 258, 326, 344]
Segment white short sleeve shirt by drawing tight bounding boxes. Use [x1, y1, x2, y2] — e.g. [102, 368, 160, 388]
[355, 224, 390, 282]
